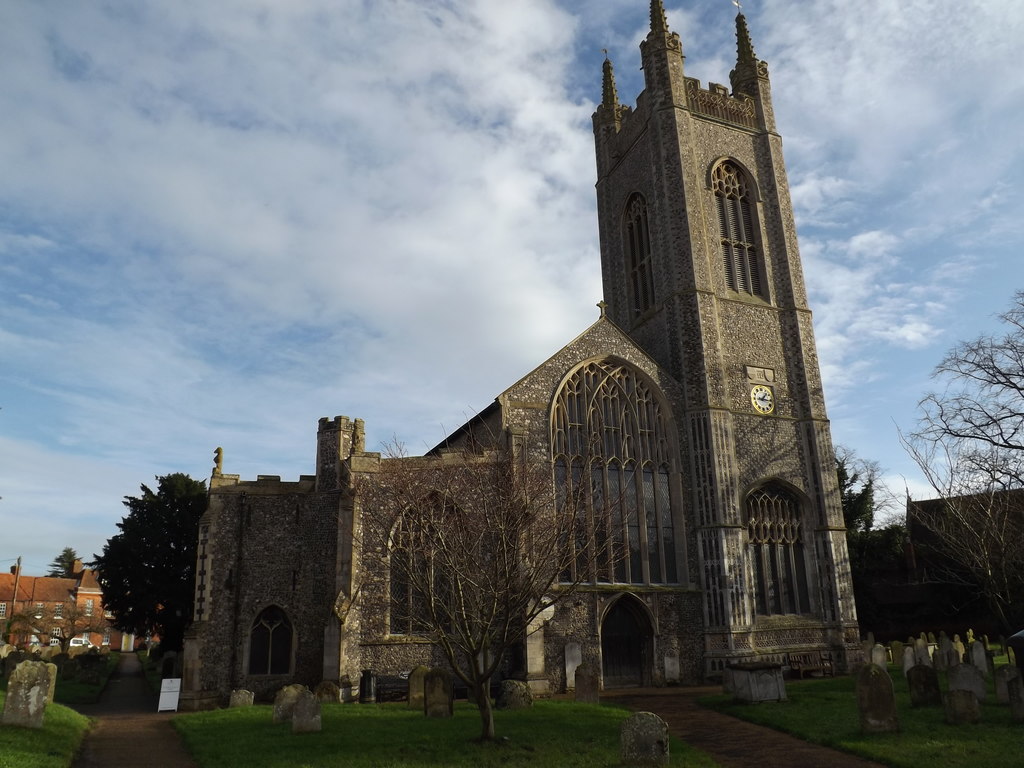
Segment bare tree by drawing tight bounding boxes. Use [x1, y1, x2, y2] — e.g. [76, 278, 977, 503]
[358, 439, 592, 741]
[9, 599, 110, 652]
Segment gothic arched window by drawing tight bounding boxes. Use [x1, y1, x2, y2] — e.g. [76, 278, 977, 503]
[713, 161, 765, 297]
[248, 606, 292, 675]
[390, 513, 449, 635]
[746, 485, 810, 615]
[623, 194, 655, 317]
[553, 360, 679, 585]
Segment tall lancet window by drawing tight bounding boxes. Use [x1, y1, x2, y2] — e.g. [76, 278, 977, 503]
[713, 161, 765, 297]
[746, 485, 810, 616]
[248, 606, 293, 675]
[623, 194, 655, 317]
[553, 359, 679, 585]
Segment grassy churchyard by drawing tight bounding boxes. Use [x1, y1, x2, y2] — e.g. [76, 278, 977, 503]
[0, 693, 91, 768]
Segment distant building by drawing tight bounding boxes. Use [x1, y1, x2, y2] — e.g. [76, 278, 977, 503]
[184, 4, 859, 707]
[0, 560, 138, 651]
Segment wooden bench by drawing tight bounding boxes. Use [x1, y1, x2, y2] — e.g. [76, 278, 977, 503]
[786, 650, 835, 679]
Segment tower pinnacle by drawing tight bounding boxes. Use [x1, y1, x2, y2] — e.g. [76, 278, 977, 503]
[601, 55, 620, 111]
[730, 11, 761, 98]
[650, 0, 670, 38]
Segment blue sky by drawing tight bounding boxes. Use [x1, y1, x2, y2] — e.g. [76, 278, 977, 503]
[2, 0, 1023, 575]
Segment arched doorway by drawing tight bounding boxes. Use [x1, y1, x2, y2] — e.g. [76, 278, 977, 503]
[601, 597, 652, 688]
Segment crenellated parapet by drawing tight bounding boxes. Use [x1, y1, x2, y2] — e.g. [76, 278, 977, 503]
[684, 78, 757, 130]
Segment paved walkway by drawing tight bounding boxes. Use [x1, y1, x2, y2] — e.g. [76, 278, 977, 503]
[71, 652, 197, 768]
[605, 687, 885, 768]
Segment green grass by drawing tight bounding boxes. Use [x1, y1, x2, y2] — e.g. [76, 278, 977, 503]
[137, 649, 163, 693]
[174, 699, 721, 768]
[0, 652, 119, 706]
[701, 666, 1019, 768]
[0, 691, 91, 768]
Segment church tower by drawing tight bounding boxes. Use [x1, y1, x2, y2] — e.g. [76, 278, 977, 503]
[593, 3, 859, 669]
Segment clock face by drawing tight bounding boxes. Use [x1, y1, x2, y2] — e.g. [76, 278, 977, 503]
[751, 384, 775, 415]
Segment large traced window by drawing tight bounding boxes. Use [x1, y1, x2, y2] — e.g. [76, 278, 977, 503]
[248, 606, 293, 675]
[553, 360, 679, 584]
[389, 513, 451, 635]
[713, 161, 764, 297]
[623, 194, 655, 317]
[746, 485, 810, 615]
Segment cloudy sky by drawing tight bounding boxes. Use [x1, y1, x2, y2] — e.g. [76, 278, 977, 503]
[2, 0, 1022, 575]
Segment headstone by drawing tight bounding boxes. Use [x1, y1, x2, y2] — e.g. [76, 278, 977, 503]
[948, 663, 987, 703]
[927, 632, 937, 644]
[906, 664, 942, 707]
[575, 663, 600, 705]
[314, 681, 341, 703]
[1008, 673, 1024, 723]
[407, 666, 429, 710]
[944, 689, 981, 724]
[995, 665, 1020, 704]
[969, 641, 990, 678]
[952, 635, 966, 665]
[856, 663, 899, 734]
[913, 636, 932, 667]
[728, 663, 786, 703]
[935, 634, 952, 671]
[229, 689, 254, 708]
[1, 661, 52, 729]
[889, 641, 905, 668]
[870, 643, 888, 668]
[423, 668, 453, 718]
[292, 690, 322, 733]
[663, 648, 680, 685]
[272, 684, 308, 724]
[564, 642, 582, 691]
[620, 711, 669, 767]
[495, 680, 532, 710]
[901, 647, 915, 677]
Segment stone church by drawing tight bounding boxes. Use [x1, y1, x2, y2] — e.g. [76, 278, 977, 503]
[182, 3, 860, 707]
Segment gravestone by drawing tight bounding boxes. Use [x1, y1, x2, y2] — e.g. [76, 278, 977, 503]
[1008, 673, 1024, 723]
[407, 666, 429, 710]
[272, 684, 308, 724]
[913, 636, 932, 667]
[663, 648, 680, 685]
[564, 642, 582, 691]
[575, 663, 600, 704]
[901, 647, 915, 677]
[728, 663, 786, 703]
[948, 663, 987, 703]
[944, 689, 981, 724]
[495, 679, 532, 710]
[1, 661, 52, 729]
[935, 634, 952, 671]
[952, 635, 966, 666]
[314, 681, 341, 703]
[995, 665, 1020, 704]
[620, 711, 669, 767]
[229, 689, 254, 708]
[292, 690, 322, 733]
[423, 668, 453, 718]
[969, 641, 990, 678]
[856, 664, 899, 734]
[889, 640, 904, 668]
[906, 664, 942, 707]
[870, 644, 888, 668]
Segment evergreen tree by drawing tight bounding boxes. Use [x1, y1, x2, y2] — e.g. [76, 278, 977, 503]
[46, 547, 79, 578]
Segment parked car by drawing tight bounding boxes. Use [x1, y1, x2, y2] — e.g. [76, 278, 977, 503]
[69, 637, 97, 649]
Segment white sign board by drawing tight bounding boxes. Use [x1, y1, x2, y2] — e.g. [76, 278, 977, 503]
[158, 678, 182, 712]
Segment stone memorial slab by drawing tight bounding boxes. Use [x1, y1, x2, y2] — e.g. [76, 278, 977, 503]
[856, 663, 899, 734]
[969, 641, 990, 678]
[1, 661, 52, 729]
[913, 637, 932, 667]
[889, 641, 904, 668]
[292, 690, 322, 733]
[664, 648, 680, 685]
[620, 711, 669, 767]
[952, 635, 966, 666]
[564, 642, 582, 691]
[995, 665, 1020, 704]
[423, 668, 453, 718]
[948, 663, 987, 703]
[272, 684, 308, 724]
[314, 681, 341, 703]
[944, 689, 981, 724]
[906, 664, 941, 707]
[870, 643, 888, 668]
[901, 647, 915, 677]
[575, 663, 600, 704]
[495, 679, 532, 710]
[229, 689, 255, 708]
[935, 634, 952, 671]
[1008, 673, 1024, 723]
[407, 666, 429, 710]
[728, 662, 786, 703]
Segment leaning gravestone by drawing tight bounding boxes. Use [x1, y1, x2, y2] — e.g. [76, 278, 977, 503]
[407, 666, 429, 710]
[995, 665, 1020, 704]
[423, 668, 453, 718]
[229, 689, 254, 708]
[564, 642, 582, 691]
[1, 661, 53, 729]
[948, 663, 987, 703]
[944, 689, 981, 725]
[292, 690, 322, 733]
[272, 684, 308, 724]
[906, 664, 942, 708]
[620, 711, 669, 767]
[495, 680, 532, 710]
[856, 664, 899, 734]
[574, 663, 600, 705]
